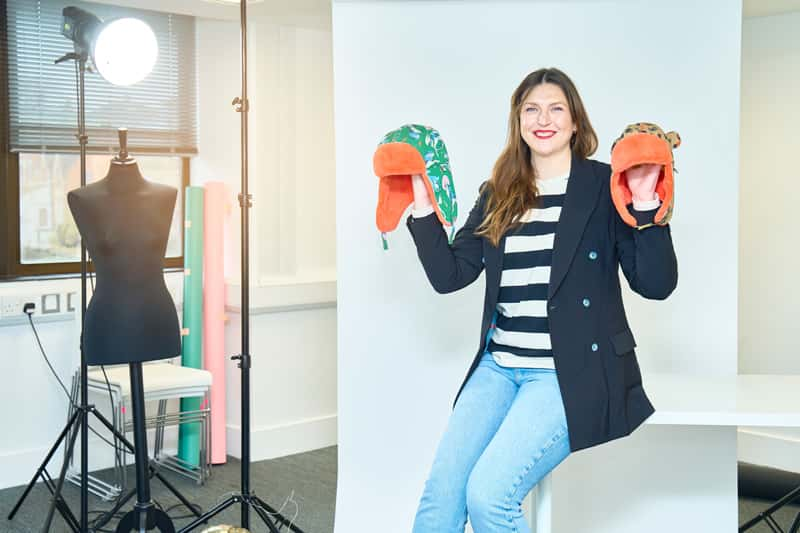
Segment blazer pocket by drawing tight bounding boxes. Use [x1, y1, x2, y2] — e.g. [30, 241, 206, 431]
[610, 328, 637, 356]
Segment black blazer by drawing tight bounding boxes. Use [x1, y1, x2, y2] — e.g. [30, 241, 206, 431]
[406, 154, 678, 452]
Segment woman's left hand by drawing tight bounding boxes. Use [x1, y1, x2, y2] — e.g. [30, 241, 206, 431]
[625, 163, 661, 202]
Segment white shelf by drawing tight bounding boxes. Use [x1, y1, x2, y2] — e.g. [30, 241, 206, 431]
[644, 372, 800, 427]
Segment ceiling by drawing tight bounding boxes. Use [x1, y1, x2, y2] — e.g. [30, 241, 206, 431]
[91, 0, 800, 21]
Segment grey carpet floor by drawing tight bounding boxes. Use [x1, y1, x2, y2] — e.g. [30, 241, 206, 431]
[2, 445, 800, 532]
[739, 496, 800, 532]
[0, 446, 336, 533]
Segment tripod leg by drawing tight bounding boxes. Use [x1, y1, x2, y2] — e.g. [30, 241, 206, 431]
[248, 497, 282, 533]
[176, 496, 237, 533]
[7, 408, 80, 520]
[252, 495, 305, 533]
[41, 470, 80, 532]
[41, 408, 84, 533]
[790, 512, 800, 533]
[152, 469, 203, 518]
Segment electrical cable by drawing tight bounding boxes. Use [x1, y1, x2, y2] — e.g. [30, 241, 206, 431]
[25, 311, 132, 454]
[251, 489, 301, 532]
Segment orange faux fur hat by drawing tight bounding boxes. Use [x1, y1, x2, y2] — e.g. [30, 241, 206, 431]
[610, 122, 681, 229]
[373, 124, 457, 249]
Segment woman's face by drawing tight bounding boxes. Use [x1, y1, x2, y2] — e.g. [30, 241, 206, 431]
[519, 82, 577, 160]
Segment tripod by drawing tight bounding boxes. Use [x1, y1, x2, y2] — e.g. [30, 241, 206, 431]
[7, 50, 199, 533]
[176, 2, 304, 532]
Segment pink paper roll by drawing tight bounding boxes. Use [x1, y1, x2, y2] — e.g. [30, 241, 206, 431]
[203, 181, 228, 464]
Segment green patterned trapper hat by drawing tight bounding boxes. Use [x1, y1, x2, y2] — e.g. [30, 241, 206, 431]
[373, 124, 458, 249]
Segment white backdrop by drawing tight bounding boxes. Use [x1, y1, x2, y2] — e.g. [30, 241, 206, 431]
[333, 1, 741, 531]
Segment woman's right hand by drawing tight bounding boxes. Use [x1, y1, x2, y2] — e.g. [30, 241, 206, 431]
[411, 174, 434, 211]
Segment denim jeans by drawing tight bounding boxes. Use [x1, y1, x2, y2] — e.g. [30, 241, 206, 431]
[412, 350, 571, 533]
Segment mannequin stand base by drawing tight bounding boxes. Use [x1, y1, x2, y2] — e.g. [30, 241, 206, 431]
[90, 457, 203, 531]
[117, 501, 175, 533]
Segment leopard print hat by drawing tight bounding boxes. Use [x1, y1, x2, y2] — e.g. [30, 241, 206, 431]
[610, 122, 681, 229]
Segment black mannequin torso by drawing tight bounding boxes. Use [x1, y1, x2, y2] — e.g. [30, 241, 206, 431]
[67, 159, 181, 365]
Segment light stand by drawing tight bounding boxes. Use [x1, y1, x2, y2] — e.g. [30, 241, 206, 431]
[176, 2, 304, 531]
[6, 46, 94, 533]
[8, 45, 100, 533]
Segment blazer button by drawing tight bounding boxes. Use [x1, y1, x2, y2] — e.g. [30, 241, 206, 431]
[591, 343, 599, 352]
[588, 251, 598, 260]
[582, 298, 590, 308]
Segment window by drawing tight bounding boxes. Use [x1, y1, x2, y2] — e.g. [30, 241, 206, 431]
[1, 0, 197, 278]
[18, 154, 186, 264]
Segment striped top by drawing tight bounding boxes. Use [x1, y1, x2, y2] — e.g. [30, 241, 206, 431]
[488, 173, 569, 369]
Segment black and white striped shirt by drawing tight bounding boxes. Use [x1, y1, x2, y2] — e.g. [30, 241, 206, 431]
[486, 173, 569, 368]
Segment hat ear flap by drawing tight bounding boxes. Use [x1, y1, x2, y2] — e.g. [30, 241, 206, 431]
[666, 131, 681, 149]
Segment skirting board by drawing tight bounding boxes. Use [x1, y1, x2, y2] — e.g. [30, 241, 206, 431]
[738, 427, 800, 474]
[226, 414, 337, 462]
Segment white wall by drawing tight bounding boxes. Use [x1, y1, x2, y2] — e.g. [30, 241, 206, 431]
[333, 1, 740, 532]
[738, 9, 800, 473]
[194, 11, 338, 462]
[0, 274, 185, 489]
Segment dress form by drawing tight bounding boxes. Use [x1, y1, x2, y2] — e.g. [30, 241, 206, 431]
[68, 131, 179, 532]
[67, 144, 180, 365]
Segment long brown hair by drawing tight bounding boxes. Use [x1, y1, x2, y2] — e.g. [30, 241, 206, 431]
[475, 68, 598, 247]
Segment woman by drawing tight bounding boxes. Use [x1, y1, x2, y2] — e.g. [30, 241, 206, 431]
[406, 67, 678, 533]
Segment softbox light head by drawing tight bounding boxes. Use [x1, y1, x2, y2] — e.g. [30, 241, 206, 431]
[60, 6, 158, 86]
[94, 18, 158, 86]
[61, 6, 102, 54]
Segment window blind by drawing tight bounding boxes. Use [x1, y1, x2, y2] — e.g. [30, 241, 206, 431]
[5, 0, 197, 154]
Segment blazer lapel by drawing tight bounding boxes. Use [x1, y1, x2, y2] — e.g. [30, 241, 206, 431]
[548, 155, 602, 300]
[482, 155, 601, 304]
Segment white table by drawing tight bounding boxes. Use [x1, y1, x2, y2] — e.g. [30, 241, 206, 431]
[527, 372, 800, 533]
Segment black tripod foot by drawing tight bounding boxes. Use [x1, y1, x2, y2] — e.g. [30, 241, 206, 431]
[176, 493, 303, 533]
[116, 502, 175, 533]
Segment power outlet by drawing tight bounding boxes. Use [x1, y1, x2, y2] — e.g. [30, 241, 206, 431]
[0, 297, 20, 317]
[0, 291, 77, 327]
[0, 295, 37, 318]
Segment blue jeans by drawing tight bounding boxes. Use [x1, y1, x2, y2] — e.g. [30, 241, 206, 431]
[412, 351, 571, 533]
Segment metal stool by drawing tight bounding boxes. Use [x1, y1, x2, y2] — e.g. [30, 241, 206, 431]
[66, 361, 213, 501]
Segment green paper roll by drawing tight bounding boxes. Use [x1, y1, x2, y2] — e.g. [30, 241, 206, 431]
[178, 186, 204, 466]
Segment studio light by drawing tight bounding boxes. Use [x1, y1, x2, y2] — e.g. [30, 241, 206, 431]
[94, 18, 158, 85]
[61, 6, 158, 86]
